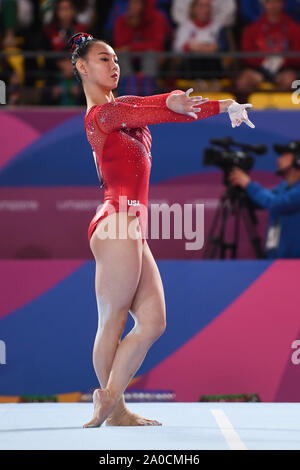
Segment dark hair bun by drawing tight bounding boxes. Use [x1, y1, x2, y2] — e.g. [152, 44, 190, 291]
[68, 32, 94, 52]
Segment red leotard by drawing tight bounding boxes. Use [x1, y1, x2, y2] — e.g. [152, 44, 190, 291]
[84, 90, 220, 244]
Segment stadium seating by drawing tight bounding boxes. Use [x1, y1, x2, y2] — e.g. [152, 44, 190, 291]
[249, 92, 299, 109]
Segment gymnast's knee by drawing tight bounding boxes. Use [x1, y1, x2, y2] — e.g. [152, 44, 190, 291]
[137, 316, 167, 343]
[98, 308, 129, 337]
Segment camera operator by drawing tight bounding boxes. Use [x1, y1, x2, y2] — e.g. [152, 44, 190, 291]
[228, 141, 300, 258]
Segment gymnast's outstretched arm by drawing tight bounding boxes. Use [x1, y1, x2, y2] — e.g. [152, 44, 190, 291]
[91, 88, 255, 134]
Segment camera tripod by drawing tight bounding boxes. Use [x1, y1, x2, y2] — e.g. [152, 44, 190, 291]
[203, 184, 265, 259]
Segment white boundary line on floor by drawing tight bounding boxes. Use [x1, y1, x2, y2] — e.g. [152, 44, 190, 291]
[210, 408, 247, 450]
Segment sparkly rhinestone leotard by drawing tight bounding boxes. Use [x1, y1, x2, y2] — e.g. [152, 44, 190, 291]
[84, 90, 220, 244]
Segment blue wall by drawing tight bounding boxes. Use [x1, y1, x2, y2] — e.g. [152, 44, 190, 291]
[0, 110, 299, 186]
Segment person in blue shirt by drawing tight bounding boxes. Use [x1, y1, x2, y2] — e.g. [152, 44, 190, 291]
[228, 141, 300, 258]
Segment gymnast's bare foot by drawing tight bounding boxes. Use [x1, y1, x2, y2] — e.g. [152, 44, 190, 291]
[105, 407, 162, 426]
[83, 388, 118, 428]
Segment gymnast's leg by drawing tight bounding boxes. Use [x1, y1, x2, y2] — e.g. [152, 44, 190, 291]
[105, 239, 166, 426]
[84, 213, 165, 427]
[84, 212, 142, 427]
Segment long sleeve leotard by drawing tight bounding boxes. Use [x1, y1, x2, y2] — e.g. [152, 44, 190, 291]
[84, 90, 220, 244]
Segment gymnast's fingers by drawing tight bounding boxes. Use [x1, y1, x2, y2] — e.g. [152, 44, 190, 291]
[186, 111, 198, 119]
[244, 116, 256, 128]
[193, 97, 209, 105]
[185, 88, 194, 98]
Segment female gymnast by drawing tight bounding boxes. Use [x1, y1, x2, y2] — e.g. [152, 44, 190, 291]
[69, 32, 255, 428]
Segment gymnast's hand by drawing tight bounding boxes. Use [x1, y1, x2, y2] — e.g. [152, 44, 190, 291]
[227, 101, 255, 129]
[166, 88, 209, 119]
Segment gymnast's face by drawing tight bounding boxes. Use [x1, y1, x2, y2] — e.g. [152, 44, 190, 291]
[78, 42, 120, 90]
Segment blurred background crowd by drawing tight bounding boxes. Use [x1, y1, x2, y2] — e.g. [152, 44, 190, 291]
[0, 0, 300, 105]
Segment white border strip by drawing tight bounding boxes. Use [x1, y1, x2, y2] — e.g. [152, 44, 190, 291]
[211, 408, 247, 450]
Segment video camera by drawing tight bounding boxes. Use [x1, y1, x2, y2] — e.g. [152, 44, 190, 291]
[203, 137, 267, 187]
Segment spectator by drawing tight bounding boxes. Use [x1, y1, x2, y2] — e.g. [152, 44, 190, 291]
[0, 54, 21, 105]
[0, 1, 54, 100]
[73, 0, 96, 26]
[42, 0, 96, 27]
[105, 0, 172, 37]
[113, 0, 172, 95]
[43, 0, 86, 51]
[229, 141, 300, 259]
[114, 0, 172, 52]
[171, 0, 236, 28]
[0, 0, 34, 31]
[239, 0, 300, 25]
[173, 0, 224, 80]
[1, 1, 42, 45]
[0, 0, 28, 101]
[42, 0, 87, 87]
[41, 48, 85, 105]
[236, 0, 300, 96]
